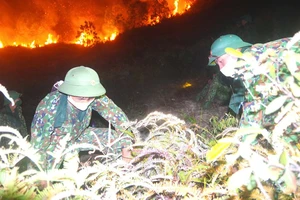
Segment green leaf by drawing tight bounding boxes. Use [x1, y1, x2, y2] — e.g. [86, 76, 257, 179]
[293, 72, 300, 81]
[0, 168, 7, 185]
[279, 150, 288, 166]
[282, 170, 297, 194]
[235, 127, 264, 138]
[290, 81, 300, 97]
[225, 47, 243, 58]
[243, 133, 259, 144]
[265, 96, 288, 115]
[284, 51, 298, 74]
[228, 167, 252, 191]
[250, 153, 269, 181]
[267, 166, 284, 181]
[246, 179, 257, 191]
[123, 130, 135, 139]
[178, 171, 191, 183]
[274, 101, 294, 123]
[269, 64, 276, 78]
[206, 140, 231, 162]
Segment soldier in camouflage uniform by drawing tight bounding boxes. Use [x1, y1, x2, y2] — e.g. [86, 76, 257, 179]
[207, 35, 252, 126]
[0, 90, 28, 147]
[196, 72, 231, 109]
[30, 66, 133, 171]
[207, 34, 300, 138]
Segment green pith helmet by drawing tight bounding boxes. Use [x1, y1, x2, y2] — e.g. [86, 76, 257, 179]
[208, 34, 252, 66]
[58, 66, 106, 97]
[3, 91, 22, 106]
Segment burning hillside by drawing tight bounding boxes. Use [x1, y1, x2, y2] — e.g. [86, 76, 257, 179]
[0, 0, 196, 48]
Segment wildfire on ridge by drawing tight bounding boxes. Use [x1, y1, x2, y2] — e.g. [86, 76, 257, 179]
[0, 0, 196, 48]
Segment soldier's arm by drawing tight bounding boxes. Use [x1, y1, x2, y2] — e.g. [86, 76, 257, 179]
[91, 95, 129, 132]
[30, 94, 56, 152]
[92, 95, 133, 156]
[203, 73, 222, 108]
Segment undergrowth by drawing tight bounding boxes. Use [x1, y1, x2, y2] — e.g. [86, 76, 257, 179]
[1, 31, 300, 199]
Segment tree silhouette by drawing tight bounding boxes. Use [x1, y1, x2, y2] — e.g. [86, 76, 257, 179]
[76, 21, 100, 47]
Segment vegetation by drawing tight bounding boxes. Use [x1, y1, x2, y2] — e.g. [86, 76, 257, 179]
[1, 28, 300, 199]
[1, 4, 300, 199]
[76, 21, 100, 47]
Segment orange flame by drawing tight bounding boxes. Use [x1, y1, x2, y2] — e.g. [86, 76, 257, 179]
[108, 32, 117, 41]
[0, 0, 196, 48]
[45, 34, 58, 45]
[173, 0, 179, 15]
[75, 32, 90, 47]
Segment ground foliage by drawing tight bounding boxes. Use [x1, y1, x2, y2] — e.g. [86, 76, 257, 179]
[1, 31, 300, 199]
[1, 1, 300, 199]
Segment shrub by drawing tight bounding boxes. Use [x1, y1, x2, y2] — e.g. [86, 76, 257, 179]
[206, 31, 300, 199]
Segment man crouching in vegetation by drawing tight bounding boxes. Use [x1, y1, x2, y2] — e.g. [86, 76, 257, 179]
[30, 66, 133, 171]
[208, 34, 300, 144]
[207, 34, 252, 118]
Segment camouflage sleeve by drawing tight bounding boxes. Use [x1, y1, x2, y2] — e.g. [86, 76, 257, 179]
[30, 93, 57, 151]
[204, 74, 220, 108]
[91, 95, 129, 133]
[198, 73, 230, 109]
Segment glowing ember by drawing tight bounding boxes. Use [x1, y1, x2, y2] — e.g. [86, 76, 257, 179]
[182, 82, 192, 88]
[0, 0, 196, 48]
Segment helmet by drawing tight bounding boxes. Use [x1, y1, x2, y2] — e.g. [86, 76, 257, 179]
[208, 34, 252, 66]
[58, 66, 106, 97]
[4, 91, 22, 106]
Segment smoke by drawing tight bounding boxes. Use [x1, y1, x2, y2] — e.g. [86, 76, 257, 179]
[0, 0, 195, 45]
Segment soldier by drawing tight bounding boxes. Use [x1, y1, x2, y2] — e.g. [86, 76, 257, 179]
[201, 35, 252, 115]
[207, 33, 300, 131]
[30, 66, 133, 171]
[196, 72, 231, 109]
[0, 90, 28, 146]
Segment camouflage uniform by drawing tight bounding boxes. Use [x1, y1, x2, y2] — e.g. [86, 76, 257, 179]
[0, 91, 27, 147]
[196, 72, 231, 109]
[235, 37, 299, 129]
[31, 90, 133, 171]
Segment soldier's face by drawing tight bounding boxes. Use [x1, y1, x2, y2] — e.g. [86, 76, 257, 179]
[68, 96, 95, 111]
[215, 54, 230, 70]
[216, 54, 237, 77]
[71, 96, 95, 102]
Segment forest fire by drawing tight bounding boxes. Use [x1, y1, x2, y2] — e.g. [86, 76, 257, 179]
[0, 0, 196, 48]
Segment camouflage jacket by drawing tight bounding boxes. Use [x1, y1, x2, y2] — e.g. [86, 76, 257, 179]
[196, 72, 231, 109]
[233, 37, 300, 131]
[31, 90, 130, 153]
